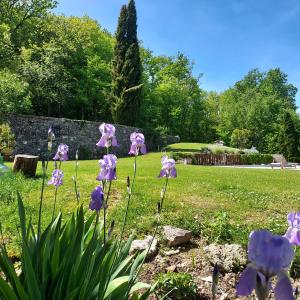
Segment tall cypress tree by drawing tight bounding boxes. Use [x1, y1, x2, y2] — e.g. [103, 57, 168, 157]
[111, 5, 128, 116]
[111, 0, 142, 126]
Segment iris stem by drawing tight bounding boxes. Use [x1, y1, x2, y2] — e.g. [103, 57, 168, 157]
[160, 176, 169, 212]
[103, 180, 112, 244]
[74, 156, 79, 203]
[106, 154, 138, 296]
[119, 155, 137, 243]
[37, 158, 49, 241]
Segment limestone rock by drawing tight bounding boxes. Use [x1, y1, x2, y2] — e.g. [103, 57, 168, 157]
[166, 265, 177, 272]
[203, 243, 247, 273]
[164, 249, 180, 256]
[163, 225, 192, 247]
[129, 235, 158, 258]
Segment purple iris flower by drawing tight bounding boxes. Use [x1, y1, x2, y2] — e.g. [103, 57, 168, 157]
[96, 154, 117, 181]
[158, 155, 177, 178]
[48, 169, 64, 188]
[237, 230, 294, 300]
[96, 123, 117, 148]
[129, 132, 146, 155]
[89, 186, 104, 211]
[284, 212, 300, 246]
[53, 144, 69, 161]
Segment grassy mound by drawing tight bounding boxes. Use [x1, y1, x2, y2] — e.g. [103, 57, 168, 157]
[165, 143, 239, 154]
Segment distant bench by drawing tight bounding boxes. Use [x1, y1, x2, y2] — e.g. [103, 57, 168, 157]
[270, 162, 297, 169]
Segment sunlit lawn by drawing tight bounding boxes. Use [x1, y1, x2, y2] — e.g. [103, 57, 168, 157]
[1, 152, 300, 255]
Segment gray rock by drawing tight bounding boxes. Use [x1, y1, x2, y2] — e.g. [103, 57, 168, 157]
[129, 235, 158, 258]
[163, 225, 192, 247]
[166, 265, 177, 272]
[164, 249, 180, 256]
[203, 243, 247, 273]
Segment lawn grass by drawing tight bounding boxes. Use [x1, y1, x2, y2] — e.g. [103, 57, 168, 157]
[165, 142, 239, 153]
[1, 152, 300, 255]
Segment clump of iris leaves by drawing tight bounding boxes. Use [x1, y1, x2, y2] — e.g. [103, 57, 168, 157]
[0, 193, 158, 300]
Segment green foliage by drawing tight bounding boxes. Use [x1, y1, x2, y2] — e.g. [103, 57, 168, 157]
[240, 154, 273, 165]
[0, 197, 154, 299]
[155, 272, 197, 300]
[277, 110, 300, 160]
[215, 68, 298, 152]
[1, 1, 113, 120]
[230, 129, 252, 149]
[291, 248, 300, 278]
[0, 0, 57, 51]
[140, 52, 205, 141]
[198, 211, 249, 246]
[0, 123, 16, 154]
[111, 0, 142, 126]
[0, 24, 15, 68]
[0, 70, 32, 114]
[20, 16, 113, 120]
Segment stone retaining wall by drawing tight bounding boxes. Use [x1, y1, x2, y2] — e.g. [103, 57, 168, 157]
[2, 114, 179, 159]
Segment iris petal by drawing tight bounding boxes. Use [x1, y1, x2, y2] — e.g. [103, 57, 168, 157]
[236, 266, 257, 296]
[285, 227, 300, 246]
[158, 169, 167, 178]
[274, 271, 294, 300]
[140, 144, 147, 154]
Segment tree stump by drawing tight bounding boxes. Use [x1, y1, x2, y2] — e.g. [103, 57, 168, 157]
[13, 155, 39, 177]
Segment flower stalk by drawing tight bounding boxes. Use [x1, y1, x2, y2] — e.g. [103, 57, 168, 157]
[73, 150, 80, 203]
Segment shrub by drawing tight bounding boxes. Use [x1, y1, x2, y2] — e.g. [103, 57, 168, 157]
[0, 123, 15, 155]
[230, 128, 251, 149]
[155, 272, 197, 300]
[199, 147, 211, 153]
[289, 157, 300, 163]
[214, 148, 224, 155]
[240, 154, 273, 165]
[172, 152, 196, 164]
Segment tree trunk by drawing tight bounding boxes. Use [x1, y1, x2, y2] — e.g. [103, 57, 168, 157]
[13, 155, 39, 177]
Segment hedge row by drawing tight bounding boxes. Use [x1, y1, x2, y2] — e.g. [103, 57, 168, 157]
[239, 154, 273, 165]
[172, 152, 274, 165]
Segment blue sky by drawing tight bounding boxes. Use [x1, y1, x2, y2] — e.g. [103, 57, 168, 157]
[54, 0, 300, 107]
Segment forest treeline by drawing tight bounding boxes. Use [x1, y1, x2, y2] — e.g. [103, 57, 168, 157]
[0, 0, 299, 157]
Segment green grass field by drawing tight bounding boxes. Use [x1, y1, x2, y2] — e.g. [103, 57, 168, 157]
[166, 142, 239, 153]
[1, 151, 300, 255]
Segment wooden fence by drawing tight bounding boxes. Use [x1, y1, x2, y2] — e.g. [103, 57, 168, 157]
[193, 153, 241, 165]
